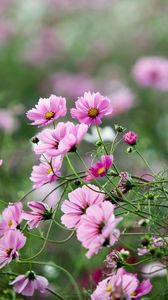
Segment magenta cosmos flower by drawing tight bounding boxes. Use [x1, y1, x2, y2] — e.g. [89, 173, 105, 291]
[10, 271, 48, 296]
[132, 56, 168, 91]
[34, 122, 88, 157]
[26, 94, 67, 127]
[0, 202, 23, 235]
[71, 91, 113, 125]
[30, 155, 62, 188]
[61, 184, 105, 229]
[0, 230, 26, 269]
[123, 131, 138, 145]
[91, 268, 152, 300]
[77, 201, 122, 258]
[85, 155, 113, 181]
[22, 201, 53, 229]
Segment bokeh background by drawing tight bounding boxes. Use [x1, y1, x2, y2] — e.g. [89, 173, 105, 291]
[0, 0, 168, 299]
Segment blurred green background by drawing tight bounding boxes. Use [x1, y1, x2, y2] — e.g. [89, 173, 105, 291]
[0, 0, 168, 299]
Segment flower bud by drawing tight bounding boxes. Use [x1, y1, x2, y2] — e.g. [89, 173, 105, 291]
[127, 146, 133, 153]
[96, 140, 102, 147]
[123, 131, 138, 145]
[114, 124, 125, 133]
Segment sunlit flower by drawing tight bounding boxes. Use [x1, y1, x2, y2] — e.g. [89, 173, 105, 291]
[26, 94, 67, 127]
[10, 271, 48, 296]
[61, 184, 104, 229]
[0, 230, 26, 269]
[77, 201, 122, 258]
[85, 155, 113, 181]
[71, 91, 113, 125]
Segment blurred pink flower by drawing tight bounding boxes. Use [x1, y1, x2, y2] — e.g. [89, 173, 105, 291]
[48, 73, 97, 98]
[27, 94, 67, 127]
[91, 268, 152, 299]
[132, 56, 168, 91]
[30, 155, 62, 189]
[77, 201, 122, 258]
[85, 155, 113, 181]
[71, 91, 113, 125]
[10, 271, 48, 296]
[23, 28, 63, 66]
[0, 230, 26, 269]
[0, 21, 14, 46]
[0, 108, 19, 133]
[61, 184, 104, 228]
[0, 160, 3, 166]
[110, 88, 135, 116]
[0, 202, 23, 235]
[23, 201, 52, 229]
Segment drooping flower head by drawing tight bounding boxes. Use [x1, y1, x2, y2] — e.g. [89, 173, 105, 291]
[132, 56, 168, 91]
[91, 268, 152, 300]
[30, 155, 62, 189]
[71, 91, 113, 125]
[0, 230, 26, 269]
[77, 201, 122, 258]
[10, 271, 48, 296]
[123, 131, 138, 145]
[61, 184, 105, 229]
[0, 202, 23, 235]
[85, 155, 113, 181]
[22, 201, 53, 229]
[26, 94, 67, 127]
[34, 122, 88, 157]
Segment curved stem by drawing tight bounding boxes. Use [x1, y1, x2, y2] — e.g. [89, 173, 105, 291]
[46, 288, 65, 300]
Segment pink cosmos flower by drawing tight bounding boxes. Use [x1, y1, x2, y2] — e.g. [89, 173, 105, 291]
[71, 91, 113, 125]
[123, 131, 138, 145]
[91, 268, 152, 300]
[61, 184, 105, 229]
[77, 201, 122, 258]
[34, 122, 88, 157]
[30, 155, 62, 188]
[0, 202, 23, 235]
[0, 230, 26, 269]
[85, 155, 113, 181]
[22, 201, 53, 229]
[132, 56, 168, 91]
[26, 94, 67, 127]
[10, 271, 48, 296]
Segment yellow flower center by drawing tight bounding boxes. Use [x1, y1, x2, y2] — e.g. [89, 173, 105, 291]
[131, 292, 136, 296]
[47, 168, 53, 174]
[97, 167, 105, 175]
[6, 248, 12, 256]
[88, 108, 99, 118]
[106, 285, 112, 292]
[7, 220, 13, 227]
[45, 111, 55, 120]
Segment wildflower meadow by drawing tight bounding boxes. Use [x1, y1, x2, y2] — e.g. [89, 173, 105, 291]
[0, 1, 168, 299]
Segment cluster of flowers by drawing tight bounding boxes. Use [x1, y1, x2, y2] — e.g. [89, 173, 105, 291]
[0, 91, 153, 298]
[0, 202, 49, 296]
